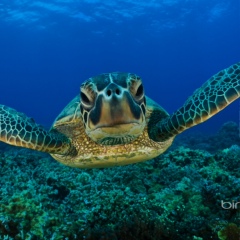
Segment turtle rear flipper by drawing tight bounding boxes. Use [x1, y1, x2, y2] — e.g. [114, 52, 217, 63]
[0, 105, 76, 155]
[151, 62, 240, 141]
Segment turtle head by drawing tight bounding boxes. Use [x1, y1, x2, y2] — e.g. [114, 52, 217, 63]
[80, 72, 146, 145]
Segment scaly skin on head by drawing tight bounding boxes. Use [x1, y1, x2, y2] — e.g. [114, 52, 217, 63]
[79, 72, 146, 145]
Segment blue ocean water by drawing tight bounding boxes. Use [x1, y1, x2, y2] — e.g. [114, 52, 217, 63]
[1, 2, 240, 239]
[0, 0, 239, 134]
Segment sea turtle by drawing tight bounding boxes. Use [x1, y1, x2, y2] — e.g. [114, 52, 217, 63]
[0, 62, 240, 168]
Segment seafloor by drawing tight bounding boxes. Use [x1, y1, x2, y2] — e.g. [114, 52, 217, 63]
[0, 122, 240, 240]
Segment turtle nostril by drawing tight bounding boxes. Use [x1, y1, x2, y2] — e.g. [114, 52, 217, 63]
[115, 88, 120, 95]
[105, 84, 121, 97]
[107, 89, 112, 96]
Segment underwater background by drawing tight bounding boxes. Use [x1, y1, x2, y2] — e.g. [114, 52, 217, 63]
[0, 0, 240, 239]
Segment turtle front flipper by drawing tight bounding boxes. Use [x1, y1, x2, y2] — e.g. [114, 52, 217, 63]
[0, 105, 76, 155]
[151, 62, 240, 141]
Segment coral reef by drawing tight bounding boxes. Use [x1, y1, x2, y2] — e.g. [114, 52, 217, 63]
[0, 121, 239, 239]
[218, 223, 240, 240]
[171, 121, 240, 153]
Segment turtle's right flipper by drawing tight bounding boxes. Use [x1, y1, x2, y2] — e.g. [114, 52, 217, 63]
[151, 62, 240, 141]
[0, 105, 76, 155]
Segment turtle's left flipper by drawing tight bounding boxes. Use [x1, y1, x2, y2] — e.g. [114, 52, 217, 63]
[0, 105, 76, 155]
[151, 62, 240, 141]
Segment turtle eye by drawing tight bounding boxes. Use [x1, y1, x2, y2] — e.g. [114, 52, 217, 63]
[133, 83, 144, 101]
[80, 91, 94, 107]
[128, 75, 144, 101]
[135, 84, 143, 97]
[81, 92, 90, 104]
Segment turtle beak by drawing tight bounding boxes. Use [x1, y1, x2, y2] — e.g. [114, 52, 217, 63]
[89, 83, 144, 130]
